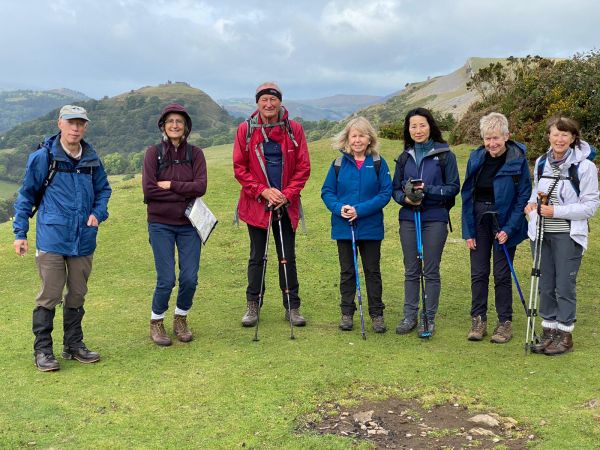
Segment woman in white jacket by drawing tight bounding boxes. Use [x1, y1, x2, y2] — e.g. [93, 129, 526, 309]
[524, 116, 599, 355]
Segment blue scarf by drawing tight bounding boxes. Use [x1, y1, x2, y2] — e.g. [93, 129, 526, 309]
[414, 139, 434, 169]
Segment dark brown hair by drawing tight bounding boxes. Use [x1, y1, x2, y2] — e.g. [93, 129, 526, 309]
[546, 116, 581, 148]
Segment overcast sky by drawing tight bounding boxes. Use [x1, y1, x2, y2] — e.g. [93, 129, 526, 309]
[2, 0, 598, 100]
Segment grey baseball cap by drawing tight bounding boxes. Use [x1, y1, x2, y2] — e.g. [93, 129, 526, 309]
[59, 105, 90, 121]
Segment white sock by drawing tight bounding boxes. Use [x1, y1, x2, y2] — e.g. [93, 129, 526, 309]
[541, 320, 558, 329]
[557, 323, 575, 332]
[175, 307, 189, 316]
[151, 311, 166, 320]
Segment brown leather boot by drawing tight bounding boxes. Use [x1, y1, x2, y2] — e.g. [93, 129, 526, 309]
[544, 330, 573, 356]
[150, 319, 172, 346]
[173, 315, 193, 342]
[467, 316, 487, 341]
[285, 308, 306, 326]
[490, 320, 512, 343]
[531, 327, 556, 354]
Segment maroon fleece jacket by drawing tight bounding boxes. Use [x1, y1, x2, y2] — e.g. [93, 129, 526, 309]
[142, 140, 207, 224]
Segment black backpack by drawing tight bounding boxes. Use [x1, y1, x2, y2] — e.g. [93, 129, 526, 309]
[395, 150, 455, 231]
[155, 142, 194, 178]
[333, 154, 381, 179]
[536, 148, 596, 196]
[32, 144, 93, 217]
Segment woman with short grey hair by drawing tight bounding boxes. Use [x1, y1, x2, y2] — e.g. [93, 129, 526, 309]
[461, 112, 531, 344]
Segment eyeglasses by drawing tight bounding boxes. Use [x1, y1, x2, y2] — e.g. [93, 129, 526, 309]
[165, 119, 185, 126]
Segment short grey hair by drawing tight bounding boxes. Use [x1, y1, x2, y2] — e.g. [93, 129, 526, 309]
[480, 112, 509, 137]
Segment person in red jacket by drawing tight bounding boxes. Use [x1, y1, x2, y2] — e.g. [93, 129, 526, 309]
[142, 103, 207, 346]
[233, 82, 311, 327]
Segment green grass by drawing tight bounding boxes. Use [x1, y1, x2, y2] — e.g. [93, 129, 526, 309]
[1, 138, 599, 449]
[0, 178, 19, 199]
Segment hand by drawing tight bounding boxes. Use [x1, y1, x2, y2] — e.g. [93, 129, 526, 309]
[341, 205, 357, 222]
[524, 202, 536, 214]
[539, 204, 554, 218]
[157, 181, 171, 190]
[466, 238, 476, 250]
[261, 188, 287, 209]
[14, 239, 28, 256]
[496, 231, 508, 245]
[404, 196, 422, 206]
[87, 214, 99, 227]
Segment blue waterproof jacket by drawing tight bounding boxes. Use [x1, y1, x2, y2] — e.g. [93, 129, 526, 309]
[392, 142, 460, 223]
[321, 152, 392, 240]
[13, 133, 112, 256]
[461, 140, 531, 249]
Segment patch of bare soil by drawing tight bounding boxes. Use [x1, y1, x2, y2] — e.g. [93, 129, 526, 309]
[303, 398, 535, 449]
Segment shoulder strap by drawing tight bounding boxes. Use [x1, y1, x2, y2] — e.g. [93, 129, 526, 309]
[373, 154, 381, 179]
[333, 156, 343, 179]
[568, 163, 581, 196]
[536, 154, 548, 182]
[32, 146, 58, 216]
[437, 151, 448, 183]
[155, 142, 165, 178]
[395, 151, 411, 184]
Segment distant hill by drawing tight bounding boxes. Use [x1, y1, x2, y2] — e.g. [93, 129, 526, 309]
[0, 88, 90, 132]
[350, 57, 507, 127]
[219, 94, 383, 121]
[0, 82, 237, 183]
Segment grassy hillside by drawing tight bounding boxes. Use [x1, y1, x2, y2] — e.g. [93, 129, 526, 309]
[1, 139, 599, 448]
[0, 88, 89, 133]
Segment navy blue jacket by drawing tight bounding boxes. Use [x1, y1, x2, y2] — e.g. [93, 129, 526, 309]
[321, 152, 392, 240]
[461, 140, 531, 249]
[13, 133, 112, 256]
[392, 142, 460, 223]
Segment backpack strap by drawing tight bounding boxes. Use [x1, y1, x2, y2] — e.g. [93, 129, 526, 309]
[334, 154, 381, 179]
[31, 146, 58, 217]
[567, 163, 581, 196]
[155, 142, 194, 178]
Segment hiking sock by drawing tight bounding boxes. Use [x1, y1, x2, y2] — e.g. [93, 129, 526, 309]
[174, 307, 189, 316]
[151, 311, 166, 320]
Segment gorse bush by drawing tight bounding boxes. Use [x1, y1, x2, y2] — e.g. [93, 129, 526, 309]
[452, 51, 600, 159]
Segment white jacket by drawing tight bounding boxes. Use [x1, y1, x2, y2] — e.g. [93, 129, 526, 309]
[527, 140, 599, 250]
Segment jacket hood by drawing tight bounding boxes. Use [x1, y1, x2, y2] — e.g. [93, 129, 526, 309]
[158, 103, 192, 138]
[545, 139, 592, 165]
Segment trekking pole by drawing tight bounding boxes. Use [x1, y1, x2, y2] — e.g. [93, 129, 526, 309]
[414, 209, 431, 338]
[483, 211, 538, 346]
[253, 208, 273, 342]
[349, 220, 367, 340]
[275, 207, 295, 340]
[525, 193, 549, 353]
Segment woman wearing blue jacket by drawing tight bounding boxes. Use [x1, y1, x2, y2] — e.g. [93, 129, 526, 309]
[392, 108, 460, 338]
[322, 117, 392, 333]
[461, 112, 531, 343]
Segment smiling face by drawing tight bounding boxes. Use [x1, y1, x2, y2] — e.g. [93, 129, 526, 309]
[483, 129, 508, 157]
[57, 118, 87, 146]
[348, 127, 370, 158]
[163, 113, 186, 144]
[408, 115, 431, 143]
[549, 125, 576, 157]
[256, 94, 281, 124]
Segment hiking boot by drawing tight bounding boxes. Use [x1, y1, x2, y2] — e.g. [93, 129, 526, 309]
[467, 316, 487, 341]
[418, 319, 435, 338]
[285, 308, 306, 326]
[150, 319, 172, 346]
[34, 351, 60, 372]
[395, 317, 418, 334]
[531, 327, 557, 354]
[372, 316, 387, 333]
[339, 314, 353, 331]
[173, 314, 193, 342]
[544, 330, 573, 356]
[241, 301, 259, 327]
[62, 345, 100, 363]
[490, 320, 513, 344]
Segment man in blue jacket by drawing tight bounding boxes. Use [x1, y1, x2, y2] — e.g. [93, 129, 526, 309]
[13, 105, 112, 372]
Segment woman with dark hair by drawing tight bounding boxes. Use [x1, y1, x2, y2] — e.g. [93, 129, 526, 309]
[142, 103, 207, 346]
[392, 107, 460, 337]
[524, 116, 599, 355]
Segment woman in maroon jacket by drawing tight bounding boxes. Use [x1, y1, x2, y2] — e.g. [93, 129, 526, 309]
[142, 103, 207, 346]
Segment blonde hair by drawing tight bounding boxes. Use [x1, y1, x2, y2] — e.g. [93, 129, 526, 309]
[480, 112, 510, 137]
[331, 116, 380, 156]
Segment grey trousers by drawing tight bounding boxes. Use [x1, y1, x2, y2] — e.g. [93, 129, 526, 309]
[535, 233, 582, 326]
[35, 252, 94, 309]
[400, 220, 448, 321]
